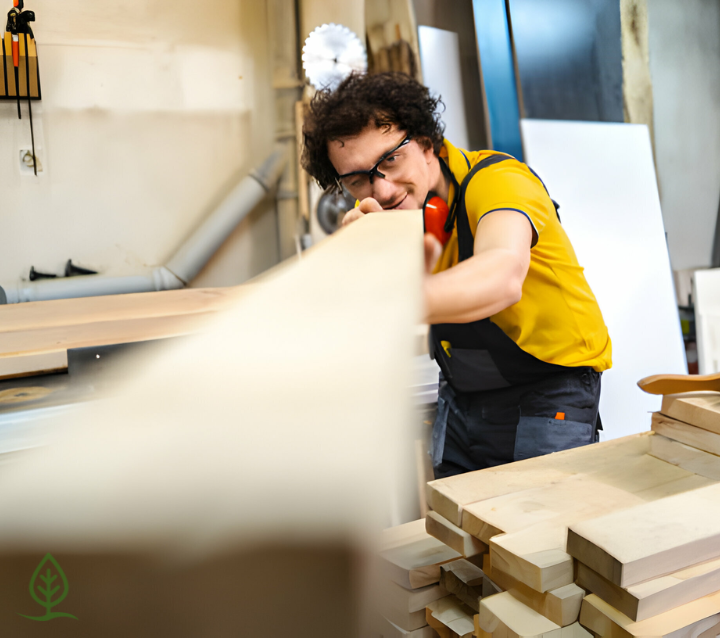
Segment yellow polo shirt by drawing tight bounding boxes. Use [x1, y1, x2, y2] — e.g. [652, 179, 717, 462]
[434, 139, 612, 372]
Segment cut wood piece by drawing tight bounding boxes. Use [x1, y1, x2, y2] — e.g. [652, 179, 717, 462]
[0, 350, 68, 380]
[426, 596, 475, 638]
[382, 604, 428, 633]
[579, 592, 720, 637]
[652, 412, 720, 456]
[479, 591, 562, 636]
[660, 393, 720, 434]
[440, 559, 484, 611]
[486, 561, 583, 627]
[638, 373, 720, 396]
[649, 434, 720, 480]
[474, 614, 492, 638]
[577, 555, 720, 622]
[426, 511, 487, 558]
[461, 474, 646, 545]
[490, 524, 574, 593]
[568, 481, 720, 588]
[559, 624, 593, 637]
[380, 533, 461, 590]
[381, 519, 429, 551]
[376, 614, 438, 637]
[0, 286, 250, 358]
[427, 434, 652, 527]
[382, 580, 448, 614]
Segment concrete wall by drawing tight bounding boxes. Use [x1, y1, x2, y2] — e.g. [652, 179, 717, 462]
[648, 0, 720, 271]
[2, 0, 279, 288]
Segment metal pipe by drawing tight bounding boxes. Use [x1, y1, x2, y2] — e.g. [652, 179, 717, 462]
[1, 149, 288, 303]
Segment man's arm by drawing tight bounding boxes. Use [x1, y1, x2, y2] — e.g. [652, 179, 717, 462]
[423, 210, 533, 324]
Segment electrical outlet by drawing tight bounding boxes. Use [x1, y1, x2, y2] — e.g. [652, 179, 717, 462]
[19, 148, 43, 175]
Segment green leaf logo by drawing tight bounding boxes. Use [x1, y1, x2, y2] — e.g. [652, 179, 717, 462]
[18, 553, 78, 621]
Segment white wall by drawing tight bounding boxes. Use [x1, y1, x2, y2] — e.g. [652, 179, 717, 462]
[2, 0, 279, 288]
[648, 0, 720, 271]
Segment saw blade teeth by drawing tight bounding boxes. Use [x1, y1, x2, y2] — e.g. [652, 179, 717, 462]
[302, 23, 367, 91]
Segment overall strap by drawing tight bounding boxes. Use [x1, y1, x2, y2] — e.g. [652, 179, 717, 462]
[455, 153, 514, 262]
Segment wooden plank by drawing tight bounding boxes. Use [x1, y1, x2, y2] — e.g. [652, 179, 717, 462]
[648, 434, 720, 480]
[568, 482, 720, 587]
[652, 412, 720, 456]
[426, 596, 475, 638]
[376, 615, 439, 638]
[577, 555, 720, 622]
[427, 434, 652, 528]
[0, 287, 250, 357]
[17, 33, 27, 98]
[381, 519, 429, 551]
[0, 213, 426, 636]
[579, 592, 720, 638]
[426, 511, 487, 558]
[376, 614, 438, 638]
[380, 532, 461, 590]
[440, 559, 484, 612]
[485, 561, 583, 627]
[461, 474, 647, 545]
[478, 591, 562, 636]
[661, 393, 720, 434]
[490, 524, 575, 594]
[0, 350, 68, 380]
[382, 580, 447, 614]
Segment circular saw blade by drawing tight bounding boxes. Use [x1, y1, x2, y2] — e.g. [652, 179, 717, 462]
[302, 23, 367, 91]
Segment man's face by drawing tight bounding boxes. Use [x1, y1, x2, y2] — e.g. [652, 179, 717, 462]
[327, 125, 438, 210]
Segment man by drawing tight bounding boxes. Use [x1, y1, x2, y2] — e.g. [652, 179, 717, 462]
[302, 72, 612, 479]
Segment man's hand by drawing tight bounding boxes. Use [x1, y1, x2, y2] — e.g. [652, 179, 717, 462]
[341, 197, 383, 227]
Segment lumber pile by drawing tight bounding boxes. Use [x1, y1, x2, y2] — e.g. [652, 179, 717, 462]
[420, 397, 720, 636]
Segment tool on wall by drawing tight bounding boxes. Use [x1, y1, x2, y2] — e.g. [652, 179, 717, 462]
[5, 0, 40, 175]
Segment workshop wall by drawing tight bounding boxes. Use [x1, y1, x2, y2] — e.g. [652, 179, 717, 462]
[647, 0, 720, 272]
[0, 0, 278, 288]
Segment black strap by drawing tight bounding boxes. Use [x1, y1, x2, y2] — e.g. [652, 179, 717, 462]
[455, 154, 514, 261]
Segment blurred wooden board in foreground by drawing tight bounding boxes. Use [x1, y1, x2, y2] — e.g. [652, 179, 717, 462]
[0, 212, 424, 637]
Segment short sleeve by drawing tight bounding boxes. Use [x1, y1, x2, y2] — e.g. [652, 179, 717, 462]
[464, 160, 555, 245]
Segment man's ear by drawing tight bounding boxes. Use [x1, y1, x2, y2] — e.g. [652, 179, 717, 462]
[416, 137, 436, 162]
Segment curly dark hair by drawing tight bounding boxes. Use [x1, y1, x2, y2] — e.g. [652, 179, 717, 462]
[301, 72, 445, 191]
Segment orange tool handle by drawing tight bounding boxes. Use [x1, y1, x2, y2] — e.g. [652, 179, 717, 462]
[12, 36, 19, 68]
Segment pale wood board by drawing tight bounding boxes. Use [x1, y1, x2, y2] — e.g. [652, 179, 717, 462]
[577, 556, 720, 622]
[660, 393, 720, 435]
[382, 580, 448, 614]
[478, 591, 562, 636]
[568, 481, 720, 587]
[381, 519, 429, 551]
[426, 596, 475, 638]
[440, 559, 484, 612]
[376, 614, 439, 638]
[380, 534, 461, 590]
[652, 412, 720, 456]
[648, 434, 720, 481]
[0, 350, 68, 380]
[0, 213, 427, 636]
[427, 434, 652, 528]
[426, 511, 487, 558]
[0, 286, 250, 358]
[579, 592, 720, 637]
[485, 560, 583, 627]
[484, 458, 713, 593]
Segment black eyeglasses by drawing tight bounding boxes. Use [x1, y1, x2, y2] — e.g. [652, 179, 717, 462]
[336, 135, 412, 194]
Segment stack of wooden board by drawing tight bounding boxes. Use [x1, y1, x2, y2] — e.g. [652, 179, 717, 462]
[376, 518, 460, 637]
[423, 422, 720, 636]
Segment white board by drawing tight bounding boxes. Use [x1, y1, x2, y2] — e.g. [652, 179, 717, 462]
[521, 120, 686, 439]
[694, 269, 720, 374]
[417, 26, 470, 151]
